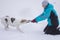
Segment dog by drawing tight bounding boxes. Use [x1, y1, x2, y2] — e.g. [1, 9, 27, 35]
[0, 16, 31, 32]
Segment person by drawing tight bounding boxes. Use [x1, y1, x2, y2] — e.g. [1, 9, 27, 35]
[31, 0, 60, 35]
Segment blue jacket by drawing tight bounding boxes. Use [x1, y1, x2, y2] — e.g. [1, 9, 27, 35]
[35, 3, 59, 26]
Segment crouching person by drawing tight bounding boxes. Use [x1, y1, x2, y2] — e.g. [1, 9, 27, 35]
[31, 0, 60, 35]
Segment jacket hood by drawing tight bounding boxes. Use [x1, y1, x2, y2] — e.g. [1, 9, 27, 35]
[45, 3, 54, 9]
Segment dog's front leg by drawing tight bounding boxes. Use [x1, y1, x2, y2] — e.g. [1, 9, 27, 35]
[5, 25, 9, 31]
[16, 26, 24, 33]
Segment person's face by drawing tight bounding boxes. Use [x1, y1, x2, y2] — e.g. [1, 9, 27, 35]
[42, 4, 46, 8]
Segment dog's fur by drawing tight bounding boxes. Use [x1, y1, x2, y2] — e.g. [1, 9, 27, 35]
[0, 16, 30, 32]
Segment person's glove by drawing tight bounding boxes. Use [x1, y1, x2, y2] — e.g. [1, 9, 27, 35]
[31, 19, 37, 23]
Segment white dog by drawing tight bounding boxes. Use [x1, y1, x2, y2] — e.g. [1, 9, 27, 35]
[0, 16, 30, 32]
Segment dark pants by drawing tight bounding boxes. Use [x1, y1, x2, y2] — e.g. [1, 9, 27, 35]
[43, 11, 60, 35]
[44, 25, 60, 35]
[44, 22, 60, 35]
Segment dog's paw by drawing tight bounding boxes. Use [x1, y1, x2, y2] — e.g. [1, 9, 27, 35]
[19, 30, 24, 33]
[5, 28, 9, 31]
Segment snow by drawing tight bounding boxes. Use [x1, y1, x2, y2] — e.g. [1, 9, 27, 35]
[0, 0, 60, 40]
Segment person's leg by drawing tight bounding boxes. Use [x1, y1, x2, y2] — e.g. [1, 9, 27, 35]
[44, 26, 55, 35]
[45, 25, 60, 35]
[46, 13, 60, 35]
[44, 25, 49, 32]
[50, 16, 60, 35]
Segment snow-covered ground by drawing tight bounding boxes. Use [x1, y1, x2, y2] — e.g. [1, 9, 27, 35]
[0, 0, 60, 40]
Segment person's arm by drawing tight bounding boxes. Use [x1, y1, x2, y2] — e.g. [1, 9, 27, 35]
[31, 8, 52, 23]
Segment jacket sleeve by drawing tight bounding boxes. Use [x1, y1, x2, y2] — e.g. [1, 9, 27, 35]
[35, 8, 52, 23]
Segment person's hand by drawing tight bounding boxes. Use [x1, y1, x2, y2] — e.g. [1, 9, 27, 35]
[31, 19, 37, 23]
